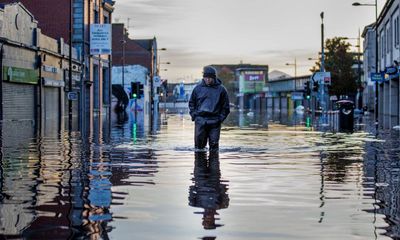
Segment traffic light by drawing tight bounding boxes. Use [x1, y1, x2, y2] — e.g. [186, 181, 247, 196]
[304, 81, 311, 99]
[130, 82, 144, 99]
[312, 81, 319, 92]
[130, 82, 139, 99]
[138, 83, 144, 98]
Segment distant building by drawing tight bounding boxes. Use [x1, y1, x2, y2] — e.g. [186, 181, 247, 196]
[210, 64, 269, 110]
[269, 70, 292, 81]
[362, 23, 376, 112]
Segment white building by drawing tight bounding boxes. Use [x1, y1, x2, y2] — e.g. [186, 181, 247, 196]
[362, 23, 376, 111]
[375, 0, 400, 128]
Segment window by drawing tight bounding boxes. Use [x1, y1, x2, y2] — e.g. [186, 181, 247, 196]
[386, 27, 390, 53]
[94, 10, 99, 23]
[396, 16, 400, 47]
[104, 15, 109, 24]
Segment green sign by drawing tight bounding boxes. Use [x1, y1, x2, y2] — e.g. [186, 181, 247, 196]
[239, 71, 266, 93]
[3, 66, 38, 85]
[241, 81, 264, 93]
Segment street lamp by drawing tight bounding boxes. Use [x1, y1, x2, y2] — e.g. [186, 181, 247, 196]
[286, 58, 297, 79]
[120, 39, 127, 89]
[352, 0, 379, 128]
[150, 46, 167, 133]
[342, 33, 363, 109]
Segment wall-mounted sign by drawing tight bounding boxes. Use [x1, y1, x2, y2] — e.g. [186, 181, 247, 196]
[43, 78, 65, 87]
[3, 66, 38, 84]
[68, 92, 78, 101]
[245, 74, 263, 81]
[385, 66, 397, 75]
[370, 72, 384, 82]
[239, 70, 266, 93]
[90, 24, 112, 55]
[291, 92, 304, 100]
[43, 65, 59, 73]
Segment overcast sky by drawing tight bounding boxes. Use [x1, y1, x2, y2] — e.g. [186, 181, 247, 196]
[113, 0, 385, 83]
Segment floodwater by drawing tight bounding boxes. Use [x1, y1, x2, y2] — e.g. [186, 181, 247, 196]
[0, 111, 400, 240]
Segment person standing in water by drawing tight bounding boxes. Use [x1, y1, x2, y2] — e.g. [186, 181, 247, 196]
[189, 66, 230, 152]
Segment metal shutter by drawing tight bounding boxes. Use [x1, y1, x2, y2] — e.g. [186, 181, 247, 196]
[3, 82, 36, 121]
[44, 87, 60, 134]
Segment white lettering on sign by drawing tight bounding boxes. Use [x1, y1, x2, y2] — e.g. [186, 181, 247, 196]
[43, 65, 59, 73]
[90, 24, 112, 55]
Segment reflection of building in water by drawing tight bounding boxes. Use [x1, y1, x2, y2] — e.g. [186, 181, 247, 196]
[189, 152, 229, 230]
[0, 141, 38, 236]
[363, 137, 400, 238]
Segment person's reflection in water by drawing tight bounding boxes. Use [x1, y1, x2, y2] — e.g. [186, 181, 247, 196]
[116, 109, 128, 125]
[189, 151, 229, 230]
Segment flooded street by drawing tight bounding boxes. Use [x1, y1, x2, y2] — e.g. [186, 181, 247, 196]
[0, 112, 400, 239]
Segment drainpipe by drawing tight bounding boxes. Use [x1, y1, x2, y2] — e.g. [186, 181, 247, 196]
[0, 43, 2, 203]
[0, 43, 3, 123]
[38, 53, 43, 136]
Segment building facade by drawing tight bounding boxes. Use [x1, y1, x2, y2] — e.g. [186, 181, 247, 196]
[0, 3, 81, 139]
[211, 64, 269, 111]
[375, 0, 400, 128]
[362, 24, 376, 112]
[267, 75, 310, 114]
[0, 0, 115, 134]
[111, 23, 161, 132]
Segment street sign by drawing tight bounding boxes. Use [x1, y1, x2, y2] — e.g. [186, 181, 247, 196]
[370, 72, 384, 82]
[68, 92, 78, 101]
[385, 66, 397, 75]
[312, 72, 331, 85]
[291, 92, 304, 100]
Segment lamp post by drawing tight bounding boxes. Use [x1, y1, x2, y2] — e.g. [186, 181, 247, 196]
[120, 39, 127, 90]
[342, 33, 363, 109]
[353, 0, 379, 129]
[286, 58, 297, 80]
[321, 12, 325, 72]
[150, 47, 167, 133]
[286, 58, 298, 110]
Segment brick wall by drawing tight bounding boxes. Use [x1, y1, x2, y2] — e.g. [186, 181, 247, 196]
[112, 24, 152, 70]
[0, 0, 70, 42]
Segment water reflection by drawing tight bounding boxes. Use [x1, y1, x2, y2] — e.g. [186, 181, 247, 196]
[189, 151, 229, 230]
[2, 110, 400, 239]
[364, 129, 400, 239]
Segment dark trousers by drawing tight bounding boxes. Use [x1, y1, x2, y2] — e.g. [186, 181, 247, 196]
[194, 118, 221, 151]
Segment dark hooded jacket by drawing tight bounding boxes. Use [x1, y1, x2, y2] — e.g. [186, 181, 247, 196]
[189, 78, 230, 123]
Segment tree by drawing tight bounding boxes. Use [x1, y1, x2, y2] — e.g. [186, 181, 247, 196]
[311, 37, 357, 97]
